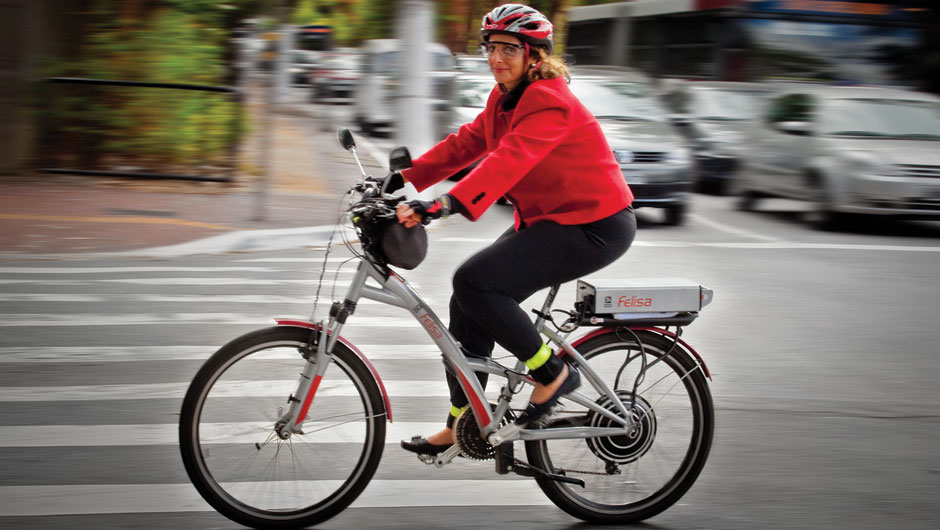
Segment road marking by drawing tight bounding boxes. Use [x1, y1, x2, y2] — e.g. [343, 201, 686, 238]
[688, 213, 782, 242]
[0, 213, 232, 230]
[0, 422, 447, 447]
[0, 292, 364, 304]
[355, 134, 394, 169]
[0, 380, 478, 401]
[0, 278, 405, 286]
[439, 237, 940, 252]
[0, 313, 437, 327]
[0, 267, 275, 274]
[236, 257, 359, 263]
[0, 480, 550, 516]
[0, 344, 446, 362]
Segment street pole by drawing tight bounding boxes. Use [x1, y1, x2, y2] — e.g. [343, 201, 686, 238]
[255, 2, 292, 221]
[396, 0, 435, 199]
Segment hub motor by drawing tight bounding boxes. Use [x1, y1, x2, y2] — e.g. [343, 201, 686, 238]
[586, 390, 657, 464]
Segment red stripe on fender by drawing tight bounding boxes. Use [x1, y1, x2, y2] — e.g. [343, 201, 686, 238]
[274, 318, 393, 422]
[295, 374, 322, 427]
[457, 371, 492, 426]
[695, 0, 740, 10]
[568, 327, 712, 380]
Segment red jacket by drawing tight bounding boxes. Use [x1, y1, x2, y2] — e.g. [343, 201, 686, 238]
[403, 77, 633, 228]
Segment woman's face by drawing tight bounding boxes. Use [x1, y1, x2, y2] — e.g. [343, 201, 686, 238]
[485, 34, 528, 90]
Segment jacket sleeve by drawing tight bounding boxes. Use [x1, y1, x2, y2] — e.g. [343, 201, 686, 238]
[402, 107, 489, 192]
[447, 84, 572, 221]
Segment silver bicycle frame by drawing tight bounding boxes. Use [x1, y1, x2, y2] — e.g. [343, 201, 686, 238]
[283, 255, 637, 444]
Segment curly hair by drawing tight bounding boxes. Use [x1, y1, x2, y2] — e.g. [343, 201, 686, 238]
[526, 47, 571, 83]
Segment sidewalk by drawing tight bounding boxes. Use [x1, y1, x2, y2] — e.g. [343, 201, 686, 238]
[0, 89, 362, 260]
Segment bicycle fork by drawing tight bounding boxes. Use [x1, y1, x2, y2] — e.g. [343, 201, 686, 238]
[273, 263, 374, 439]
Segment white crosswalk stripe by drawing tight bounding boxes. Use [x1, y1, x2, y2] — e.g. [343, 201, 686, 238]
[0, 344, 446, 362]
[0, 249, 564, 524]
[0, 313, 440, 327]
[0, 422, 447, 447]
[0, 481, 551, 517]
[0, 380, 485, 401]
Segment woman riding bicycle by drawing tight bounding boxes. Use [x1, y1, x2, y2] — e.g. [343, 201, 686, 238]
[393, 3, 637, 456]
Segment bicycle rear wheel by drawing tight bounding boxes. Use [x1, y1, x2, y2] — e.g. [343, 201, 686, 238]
[179, 326, 386, 528]
[525, 329, 713, 524]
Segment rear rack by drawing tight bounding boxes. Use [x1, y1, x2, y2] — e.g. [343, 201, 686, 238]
[578, 312, 699, 328]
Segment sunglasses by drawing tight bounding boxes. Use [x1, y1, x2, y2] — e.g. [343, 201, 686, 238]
[480, 41, 526, 59]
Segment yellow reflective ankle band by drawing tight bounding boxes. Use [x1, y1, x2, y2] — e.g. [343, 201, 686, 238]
[525, 343, 552, 371]
[450, 405, 468, 418]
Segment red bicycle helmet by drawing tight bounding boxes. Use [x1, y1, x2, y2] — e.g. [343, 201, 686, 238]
[481, 3, 554, 53]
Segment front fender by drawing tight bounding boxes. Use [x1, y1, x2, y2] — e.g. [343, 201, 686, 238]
[568, 326, 712, 381]
[274, 318, 393, 422]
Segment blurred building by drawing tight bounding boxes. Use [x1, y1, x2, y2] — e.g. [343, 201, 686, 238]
[567, 0, 928, 87]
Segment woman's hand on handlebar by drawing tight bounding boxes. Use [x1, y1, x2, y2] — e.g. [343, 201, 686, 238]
[396, 196, 449, 227]
[396, 202, 424, 228]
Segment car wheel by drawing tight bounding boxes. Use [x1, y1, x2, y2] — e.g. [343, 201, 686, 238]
[663, 203, 687, 226]
[805, 196, 844, 231]
[804, 177, 845, 231]
[736, 189, 759, 212]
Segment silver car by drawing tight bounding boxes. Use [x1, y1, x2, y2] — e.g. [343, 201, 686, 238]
[353, 39, 456, 138]
[662, 81, 772, 195]
[443, 67, 693, 224]
[571, 68, 693, 225]
[738, 85, 940, 229]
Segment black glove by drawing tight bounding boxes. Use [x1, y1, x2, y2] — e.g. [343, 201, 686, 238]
[406, 195, 452, 225]
[371, 172, 405, 194]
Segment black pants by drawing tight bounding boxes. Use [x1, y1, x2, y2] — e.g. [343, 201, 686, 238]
[445, 207, 637, 411]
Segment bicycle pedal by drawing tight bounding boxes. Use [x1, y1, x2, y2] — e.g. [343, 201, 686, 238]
[416, 454, 436, 465]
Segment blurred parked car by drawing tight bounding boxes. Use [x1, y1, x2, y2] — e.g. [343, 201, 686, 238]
[444, 66, 692, 225]
[573, 67, 692, 225]
[738, 85, 940, 229]
[444, 75, 495, 180]
[290, 50, 320, 85]
[455, 54, 491, 75]
[310, 48, 360, 103]
[353, 39, 457, 137]
[662, 81, 772, 195]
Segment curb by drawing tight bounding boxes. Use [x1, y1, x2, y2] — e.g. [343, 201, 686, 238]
[0, 224, 357, 261]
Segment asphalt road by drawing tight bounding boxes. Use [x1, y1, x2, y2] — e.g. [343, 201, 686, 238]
[2, 165, 940, 529]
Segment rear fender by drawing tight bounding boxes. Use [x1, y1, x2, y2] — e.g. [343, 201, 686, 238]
[274, 318, 393, 422]
[567, 326, 712, 381]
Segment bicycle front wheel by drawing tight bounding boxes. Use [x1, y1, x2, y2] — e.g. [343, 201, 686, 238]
[525, 329, 714, 524]
[179, 326, 386, 528]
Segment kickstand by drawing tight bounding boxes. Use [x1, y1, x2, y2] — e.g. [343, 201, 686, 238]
[494, 442, 585, 487]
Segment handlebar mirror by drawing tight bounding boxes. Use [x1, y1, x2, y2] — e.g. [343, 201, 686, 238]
[338, 128, 356, 151]
[389, 146, 412, 172]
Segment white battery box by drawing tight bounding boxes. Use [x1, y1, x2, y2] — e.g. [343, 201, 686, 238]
[576, 278, 713, 317]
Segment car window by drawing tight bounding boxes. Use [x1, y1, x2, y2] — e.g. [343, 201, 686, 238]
[458, 57, 491, 73]
[819, 98, 940, 139]
[456, 79, 492, 108]
[323, 54, 357, 71]
[766, 94, 813, 123]
[372, 50, 455, 74]
[694, 89, 765, 121]
[570, 80, 667, 122]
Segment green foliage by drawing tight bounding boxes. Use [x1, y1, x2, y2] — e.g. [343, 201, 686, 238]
[41, 0, 249, 170]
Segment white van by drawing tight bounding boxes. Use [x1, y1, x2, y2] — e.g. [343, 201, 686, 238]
[353, 39, 457, 138]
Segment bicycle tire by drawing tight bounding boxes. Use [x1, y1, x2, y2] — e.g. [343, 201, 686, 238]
[525, 329, 714, 524]
[179, 326, 386, 528]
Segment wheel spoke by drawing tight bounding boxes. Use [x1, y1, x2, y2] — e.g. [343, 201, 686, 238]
[179, 328, 385, 527]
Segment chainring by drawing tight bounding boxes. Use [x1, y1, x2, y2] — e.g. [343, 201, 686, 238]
[453, 404, 516, 460]
[586, 390, 657, 465]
